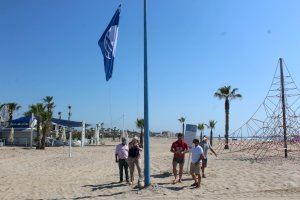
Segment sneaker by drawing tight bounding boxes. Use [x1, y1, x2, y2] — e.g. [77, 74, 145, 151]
[190, 182, 197, 187]
[202, 174, 206, 178]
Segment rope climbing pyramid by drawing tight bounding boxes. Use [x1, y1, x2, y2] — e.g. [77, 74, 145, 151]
[216, 58, 300, 161]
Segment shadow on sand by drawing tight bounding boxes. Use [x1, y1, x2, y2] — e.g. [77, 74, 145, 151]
[83, 182, 125, 192]
[163, 186, 186, 191]
[151, 172, 171, 179]
[71, 192, 125, 200]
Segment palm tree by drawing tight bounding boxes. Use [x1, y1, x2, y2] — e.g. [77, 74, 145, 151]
[178, 117, 186, 136]
[197, 123, 206, 141]
[208, 120, 217, 146]
[112, 126, 117, 141]
[68, 105, 72, 121]
[136, 118, 144, 147]
[100, 122, 104, 136]
[214, 86, 242, 149]
[41, 96, 55, 149]
[1, 103, 21, 124]
[43, 96, 55, 113]
[24, 103, 44, 149]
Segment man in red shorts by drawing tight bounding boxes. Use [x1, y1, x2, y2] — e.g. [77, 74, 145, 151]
[170, 133, 188, 184]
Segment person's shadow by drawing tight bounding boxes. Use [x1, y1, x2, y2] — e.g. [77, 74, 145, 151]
[151, 171, 171, 179]
[83, 182, 125, 192]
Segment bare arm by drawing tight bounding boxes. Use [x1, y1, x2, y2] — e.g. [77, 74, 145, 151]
[115, 145, 119, 162]
[170, 145, 176, 153]
[182, 149, 189, 154]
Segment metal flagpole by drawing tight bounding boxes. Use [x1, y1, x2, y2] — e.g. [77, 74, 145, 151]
[144, 0, 150, 187]
[122, 113, 125, 137]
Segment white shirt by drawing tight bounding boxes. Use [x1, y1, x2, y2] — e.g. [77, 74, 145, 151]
[190, 145, 204, 164]
[115, 144, 129, 159]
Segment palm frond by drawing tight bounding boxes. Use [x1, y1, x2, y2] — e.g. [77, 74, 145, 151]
[197, 123, 206, 131]
[136, 118, 144, 129]
[208, 120, 217, 129]
[214, 92, 225, 100]
[178, 117, 186, 123]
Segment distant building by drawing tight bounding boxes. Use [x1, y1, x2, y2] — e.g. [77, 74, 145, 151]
[0, 128, 36, 146]
[0, 116, 85, 146]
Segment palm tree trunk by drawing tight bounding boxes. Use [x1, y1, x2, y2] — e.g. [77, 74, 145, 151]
[200, 131, 203, 141]
[140, 129, 144, 148]
[224, 98, 230, 149]
[210, 129, 213, 146]
[41, 125, 46, 149]
[182, 123, 185, 136]
[9, 112, 13, 125]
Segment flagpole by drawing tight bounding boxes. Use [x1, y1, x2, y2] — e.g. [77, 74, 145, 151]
[144, 0, 150, 187]
[122, 113, 125, 137]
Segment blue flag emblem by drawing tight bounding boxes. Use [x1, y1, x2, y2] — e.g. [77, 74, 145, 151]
[98, 5, 121, 81]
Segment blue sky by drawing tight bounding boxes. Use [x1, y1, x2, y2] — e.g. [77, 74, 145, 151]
[1, 0, 300, 135]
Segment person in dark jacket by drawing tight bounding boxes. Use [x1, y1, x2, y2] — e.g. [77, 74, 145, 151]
[128, 137, 143, 185]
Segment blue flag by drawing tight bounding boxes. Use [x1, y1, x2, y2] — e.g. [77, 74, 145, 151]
[98, 5, 121, 81]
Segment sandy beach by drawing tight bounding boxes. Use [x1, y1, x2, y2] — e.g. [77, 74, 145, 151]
[0, 138, 299, 200]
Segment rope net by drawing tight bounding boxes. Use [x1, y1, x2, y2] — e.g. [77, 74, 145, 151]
[215, 59, 300, 161]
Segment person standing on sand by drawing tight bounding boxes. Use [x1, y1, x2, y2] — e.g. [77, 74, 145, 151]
[115, 138, 129, 183]
[170, 133, 188, 184]
[200, 135, 217, 178]
[182, 139, 204, 188]
[128, 137, 143, 185]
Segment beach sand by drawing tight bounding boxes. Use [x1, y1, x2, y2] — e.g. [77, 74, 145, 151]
[0, 138, 299, 200]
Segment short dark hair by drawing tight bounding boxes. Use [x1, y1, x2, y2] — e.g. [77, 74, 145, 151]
[177, 133, 183, 138]
[193, 139, 199, 143]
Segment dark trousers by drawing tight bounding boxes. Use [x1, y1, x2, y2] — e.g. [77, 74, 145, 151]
[118, 159, 129, 182]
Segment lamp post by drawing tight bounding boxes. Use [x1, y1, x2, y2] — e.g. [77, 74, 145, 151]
[68, 105, 72, 121]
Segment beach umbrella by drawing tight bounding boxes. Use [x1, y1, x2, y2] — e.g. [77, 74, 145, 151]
[61, 127, 66, 142]
[55, 124, 59, 139]
[95, 124, 100, 145]
[9, 127, 14, 145]
[81, 122, 86, 147]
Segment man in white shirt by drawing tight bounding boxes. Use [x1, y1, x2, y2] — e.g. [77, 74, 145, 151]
[188, 139, 204, 188]
[115, 138, 129, 183]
